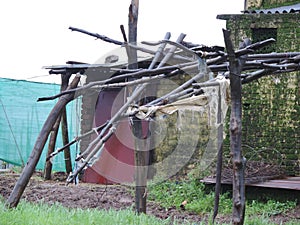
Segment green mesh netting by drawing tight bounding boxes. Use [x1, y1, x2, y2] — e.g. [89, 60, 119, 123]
[0, 78, 80, 171]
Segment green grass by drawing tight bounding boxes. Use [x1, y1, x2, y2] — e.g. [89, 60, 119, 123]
[148, 177, 298, 224]
[0, 177, 298, 225]
[148, 178, 232, 215]
[0, 199, 188, 225]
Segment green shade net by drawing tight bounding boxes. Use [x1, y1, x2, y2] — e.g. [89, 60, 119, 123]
[0, 78, 80, 171]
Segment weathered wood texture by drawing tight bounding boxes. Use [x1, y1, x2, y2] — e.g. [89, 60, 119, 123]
[44, 115, 61, 179]
[60, 74, 73, 174]
[44, 74, 72, 179]
[223, 29, 247, 225]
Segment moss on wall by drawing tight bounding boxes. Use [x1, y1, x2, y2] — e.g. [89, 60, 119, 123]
[247, 0, 300, 9]
[261, 0, 300, 9]
[224, 12, 300, 175]
[153, 75, 213, 177]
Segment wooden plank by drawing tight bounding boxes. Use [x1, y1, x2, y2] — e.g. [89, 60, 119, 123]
[201, 177, 300, 190]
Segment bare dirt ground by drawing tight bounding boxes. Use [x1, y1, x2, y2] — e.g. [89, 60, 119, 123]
[0, 171, 299, 224]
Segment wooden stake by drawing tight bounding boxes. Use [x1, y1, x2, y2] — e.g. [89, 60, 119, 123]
[213, 84, 224, 223]
[127, 0, 147, 214]
[223, 29, 247, 225]
[44, 73, 72, 179]
[60, 74, 73, 174]
[44, 115, 61, 179]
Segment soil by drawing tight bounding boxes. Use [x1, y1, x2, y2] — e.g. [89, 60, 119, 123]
[0, 171, 299, 224]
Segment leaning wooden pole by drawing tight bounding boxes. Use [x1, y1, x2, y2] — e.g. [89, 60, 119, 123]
[6, 75, 80, 208]
[223, 29, 246, 225]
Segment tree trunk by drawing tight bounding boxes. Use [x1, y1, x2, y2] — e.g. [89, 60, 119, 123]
[6, 75, 80, 208]
[223, 29, 246, 225]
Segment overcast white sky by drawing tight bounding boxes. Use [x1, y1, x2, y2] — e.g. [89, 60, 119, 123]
[0, 0, 244, 83]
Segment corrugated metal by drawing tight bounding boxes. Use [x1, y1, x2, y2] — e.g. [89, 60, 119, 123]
[243, 3, 300, 14]
[83, 88, 135, 184]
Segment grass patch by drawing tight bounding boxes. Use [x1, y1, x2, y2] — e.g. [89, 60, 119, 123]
[1, 176, 298, 225]
[148, 177, 297, 222]
[148, 178, 232, 215]
[0, 198, 188, 225]
[247, 199, 296, 216]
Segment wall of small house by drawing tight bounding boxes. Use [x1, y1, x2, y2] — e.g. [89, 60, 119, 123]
[153, 74, 215, 178]
[246, 0, 299, 9]
[224, 13, 300, 175]
[80, 65, 217, 179]
[79, 74, 100, 156]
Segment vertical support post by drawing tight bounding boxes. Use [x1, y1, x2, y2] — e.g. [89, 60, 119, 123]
[213, 84, 224, 222]
[132, 118, 149, 214]
[127, 0, 147, 214]
[223, 29, 246, 225]
[44, 73, 72, 179]
[44, 115, 61, 179]
[60, 73, 73, 174]
[128, 0, 139, 69]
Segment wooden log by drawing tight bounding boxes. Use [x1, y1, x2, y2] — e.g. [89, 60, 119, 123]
[6, 75, 80, 208]
[223, 29, 247, 225]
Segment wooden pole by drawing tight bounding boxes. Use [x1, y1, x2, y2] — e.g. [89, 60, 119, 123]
[128, 0, 139, 69]
[44, 115, 61, 179]
[213, 84, 224, 223]
[127, 0, 147, 214]
[60, 73, 73, 174]
[223, 29, 247, 225]
[132, 117, 149, 214]
[6, 75, 80, 208]
[44, 73, 72, 179]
